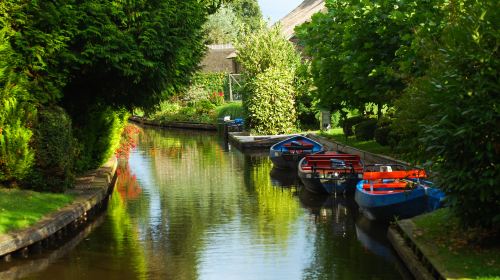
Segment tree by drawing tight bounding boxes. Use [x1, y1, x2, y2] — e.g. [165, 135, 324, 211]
[397, 0, 499, 228]
[204, 5, 242, 44]
[1, 0, 222, 187]
[296, 0, 442, 117]
[236, 24, 301, 135]
[230, 0, 262, 31]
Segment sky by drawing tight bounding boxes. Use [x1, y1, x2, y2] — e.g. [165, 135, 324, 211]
[257, 0, 304, 23]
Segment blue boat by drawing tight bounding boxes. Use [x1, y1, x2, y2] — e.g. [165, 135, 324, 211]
[298, 152, 364, 195]
[269, 135, 324, 169]
[355, 165, 445, 221]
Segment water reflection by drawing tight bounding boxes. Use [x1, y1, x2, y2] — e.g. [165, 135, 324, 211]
[269, 167, 301, 187]
[5, 127, 407, 279]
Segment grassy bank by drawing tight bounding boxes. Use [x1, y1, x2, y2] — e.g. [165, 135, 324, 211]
[0, 188, 75, 234]
[147, 101, 244, 124]
[411, 208, 500, 279]
[320, 128, 397, 157]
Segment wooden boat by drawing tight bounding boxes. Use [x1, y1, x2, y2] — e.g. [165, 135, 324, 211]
[298, 152, 364, 195]
[354, 165, 445, 221]
[269, 135, 324, 169]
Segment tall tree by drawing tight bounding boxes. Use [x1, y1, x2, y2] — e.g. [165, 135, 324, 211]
[296, 0, 442, 117]
[204, 5, 242, 44]
[230, 0, 262, 31]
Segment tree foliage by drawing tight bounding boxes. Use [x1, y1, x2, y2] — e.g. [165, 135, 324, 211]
[204, 5, 242, 44]
[298, 0, 499, 228]
[230, 0, 262, 31]
[236, 25, 301, 134]
[296, 0, 444, 115]
[0, 0, 219, 189]
[398, 0, 499, 228]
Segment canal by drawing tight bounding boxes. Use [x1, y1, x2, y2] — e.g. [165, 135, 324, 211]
[4, 127, 411, 279]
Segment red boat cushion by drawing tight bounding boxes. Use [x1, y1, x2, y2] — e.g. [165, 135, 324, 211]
[362, 182, 408, 189]
[362, 170, 426, 180]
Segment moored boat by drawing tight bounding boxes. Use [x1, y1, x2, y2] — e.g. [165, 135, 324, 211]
[269, 135, 324, 169]
[298, 152, 364, 195]
[355, 165, 445, 221]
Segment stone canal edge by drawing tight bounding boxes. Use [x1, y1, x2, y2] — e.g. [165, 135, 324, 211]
[0, 157, 118, 260]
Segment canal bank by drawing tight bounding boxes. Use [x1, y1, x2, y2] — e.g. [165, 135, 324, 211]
[0, 158, 117, 261]
[129, 116, 217, 131]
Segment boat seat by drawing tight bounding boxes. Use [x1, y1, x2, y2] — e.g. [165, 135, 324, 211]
[362, 182, 408, 189]
[362, 170, 427, 180]
[362, 190, 407, 194]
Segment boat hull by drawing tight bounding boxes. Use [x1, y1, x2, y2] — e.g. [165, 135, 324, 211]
[298, 157, 360, 195]
[355, 181, 428, 221]
[269, 153, 306, 169]
[269, 136, 324, 169]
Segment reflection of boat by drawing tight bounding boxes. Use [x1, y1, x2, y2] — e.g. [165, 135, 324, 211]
[269, 167, 300, 187]
[355, 216, 414, 279]
[355, 165, 445, 221]
[299, 190, 358, 235]
[298, 152, 363, 195]
[355, 216, 395, 262]
[269, 136, 323, 169]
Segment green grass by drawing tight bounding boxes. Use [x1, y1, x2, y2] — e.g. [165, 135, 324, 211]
[0, 188, 75, 234]
[412, 208, 500, 279]
[320, 128, 397, 157]
[216, 101, 244, 119]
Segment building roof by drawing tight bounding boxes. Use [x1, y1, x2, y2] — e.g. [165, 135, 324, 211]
[200, 44, 235, 72]
[278, 0, 326, 40]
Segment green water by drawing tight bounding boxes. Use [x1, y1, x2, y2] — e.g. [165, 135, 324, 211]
[5, 127, 411, 279]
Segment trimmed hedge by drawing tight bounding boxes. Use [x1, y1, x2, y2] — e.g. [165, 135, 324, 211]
[29, 107, 75, 192]
[243, 67, 297, 135]
[354, 119, 378, 141]
[341, 116, 366, 136]
[374, 117, 393, 146]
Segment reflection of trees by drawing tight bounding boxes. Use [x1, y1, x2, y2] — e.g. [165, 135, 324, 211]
[240, 155, 303, 248]
[129, 128, 248, 279]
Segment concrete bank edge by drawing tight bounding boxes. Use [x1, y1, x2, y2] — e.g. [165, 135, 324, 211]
[389, 220, 448, 280]
[0, 157, 118, 258]
[129, 116, 217, 131]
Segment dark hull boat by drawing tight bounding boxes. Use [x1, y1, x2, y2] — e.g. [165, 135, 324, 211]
[298, 152, 364, 195]
[269, 135, 323, 169]
[355, 165, 445, 221]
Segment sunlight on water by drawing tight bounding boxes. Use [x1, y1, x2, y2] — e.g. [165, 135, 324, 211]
[4, 127, 410, 280]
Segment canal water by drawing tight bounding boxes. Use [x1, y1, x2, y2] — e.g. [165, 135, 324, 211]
[3, 127, 411, 279]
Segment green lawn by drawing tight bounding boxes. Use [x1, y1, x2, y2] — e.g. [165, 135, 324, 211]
[0, 188, 75, 234]
[412, 209, 500, 279]
[320, 128, 397, 157]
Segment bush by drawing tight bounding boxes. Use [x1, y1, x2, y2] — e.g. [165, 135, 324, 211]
[0, 33, 35, 183]
[29, 107, 75, 192]
[374, 118, 393, 146]
[243, 67, 297, 135]
[73, 106, 128, 172]
[216, 102, 244, 119]
[236, 24, 301, 135]
[354, 119, 378, 141]
[341, 116, 366, 136]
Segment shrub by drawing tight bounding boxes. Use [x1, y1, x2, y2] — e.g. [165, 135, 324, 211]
[29, 106, 75, 192]
[354, 119, 378, 141]
[216, 102, 244, 119]
[73, 106, 128, 172]
[374, 118, 393, 146]
[236, 24, 301, 135]
[243, 67, 297, 135]
[0, 33, 35, 183]
[341, 116, 366, 136]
